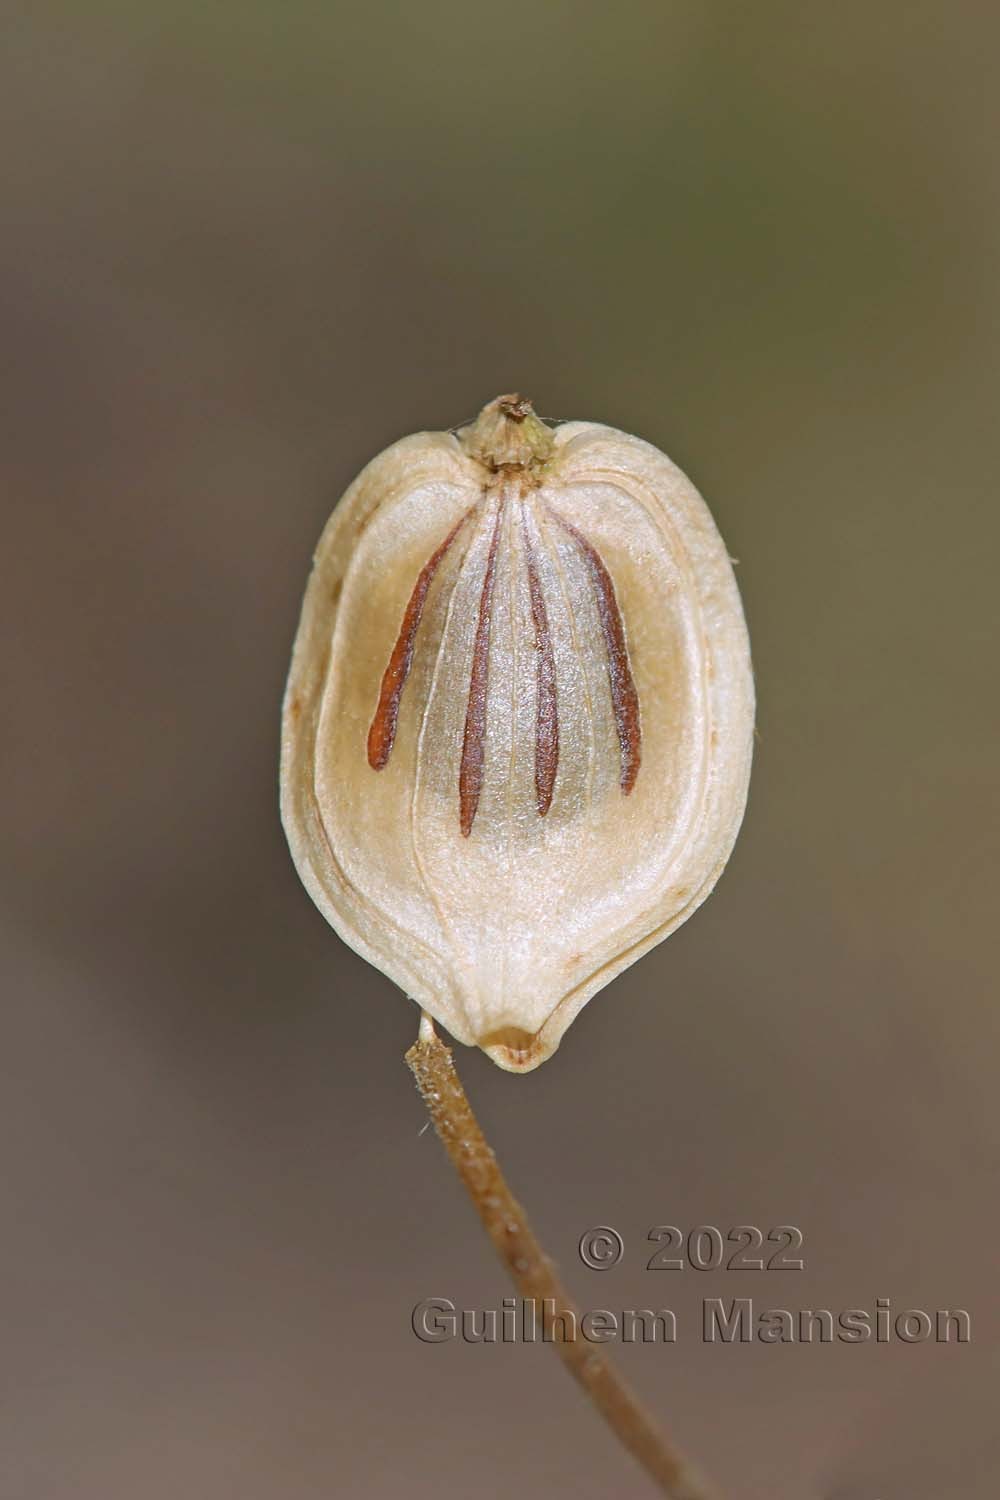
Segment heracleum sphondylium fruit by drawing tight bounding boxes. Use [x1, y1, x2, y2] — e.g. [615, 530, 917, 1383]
[281, 396, 754, 1071]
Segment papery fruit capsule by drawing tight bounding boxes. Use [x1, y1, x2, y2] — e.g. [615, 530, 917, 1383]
[281, 396, 754, 1071]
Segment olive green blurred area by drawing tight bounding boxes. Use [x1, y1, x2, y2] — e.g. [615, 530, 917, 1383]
[2, 4, 997, 1498]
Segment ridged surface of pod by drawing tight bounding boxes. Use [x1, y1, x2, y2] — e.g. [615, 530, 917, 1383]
[281, 397, 754, 1070]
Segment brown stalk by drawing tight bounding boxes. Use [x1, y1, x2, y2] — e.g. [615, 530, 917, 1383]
[405, 1015, 721, 1500]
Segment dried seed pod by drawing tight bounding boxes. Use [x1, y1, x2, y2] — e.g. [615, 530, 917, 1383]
[281, 396, 753, 1071]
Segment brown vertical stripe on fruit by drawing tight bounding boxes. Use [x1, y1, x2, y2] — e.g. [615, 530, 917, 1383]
[459, 499, 505, 836]
[551, 510, 641, 794]
[367, 512, 468, 770]
[520, 505, 559, 816]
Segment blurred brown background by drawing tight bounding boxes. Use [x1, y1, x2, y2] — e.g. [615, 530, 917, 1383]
[2, 4, 997, 1498]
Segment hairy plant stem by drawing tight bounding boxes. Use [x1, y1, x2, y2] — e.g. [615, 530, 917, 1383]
[405, 1014, 720, 1500]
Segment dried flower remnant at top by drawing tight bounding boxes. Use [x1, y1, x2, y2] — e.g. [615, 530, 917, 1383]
[280, 394, 754, 1070]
